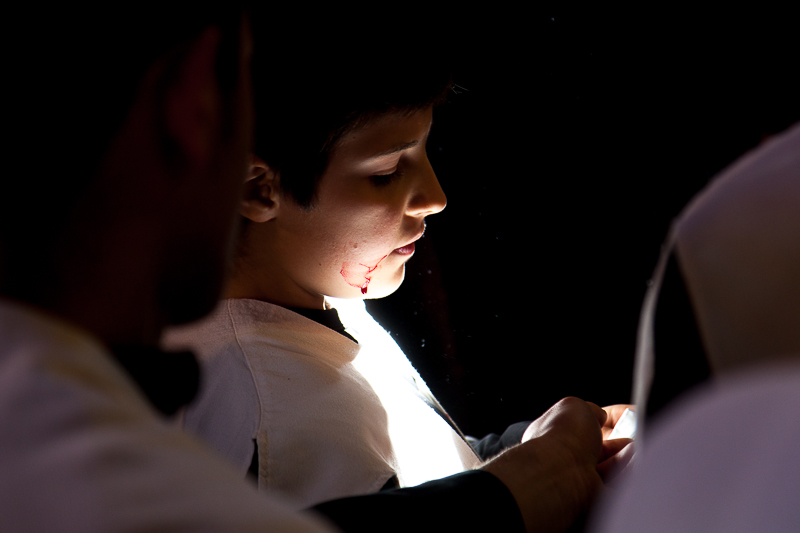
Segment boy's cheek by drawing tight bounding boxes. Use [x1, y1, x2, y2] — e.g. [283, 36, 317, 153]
[339, 255, 388, 295]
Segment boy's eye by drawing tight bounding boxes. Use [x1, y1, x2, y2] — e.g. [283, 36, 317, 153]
[370, 169, 401, 187]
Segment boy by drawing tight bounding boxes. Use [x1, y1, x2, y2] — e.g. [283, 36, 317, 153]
[2, 5, 624, 532]
[165, 11, 629, 521]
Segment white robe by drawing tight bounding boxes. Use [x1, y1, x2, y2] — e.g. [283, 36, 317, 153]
[591, 362, 800, 533]
[592, 122, 800, 532]
[632, 121, 800, 432]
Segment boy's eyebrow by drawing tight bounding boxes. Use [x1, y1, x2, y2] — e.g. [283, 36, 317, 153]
[368, 140, 420, 159]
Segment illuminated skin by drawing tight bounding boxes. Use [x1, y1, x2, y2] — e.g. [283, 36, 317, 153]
[340, 255, 388, 294]
[228, 106, 447, 309]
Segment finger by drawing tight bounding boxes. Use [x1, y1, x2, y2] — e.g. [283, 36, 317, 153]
[597, 442, 635, 483]
[585, 401, 608, 428]
[599, 438, 632, 462]
[601, 404, 635, 428]
[523, 398, 609, 445]
[601, 418, 632, 440]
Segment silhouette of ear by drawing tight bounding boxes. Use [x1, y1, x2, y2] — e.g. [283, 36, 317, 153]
[240, 154, 279, 223]
[163, 26, 222, 171]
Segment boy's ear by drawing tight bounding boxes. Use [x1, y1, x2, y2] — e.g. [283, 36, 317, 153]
[240, 155, 280, 223]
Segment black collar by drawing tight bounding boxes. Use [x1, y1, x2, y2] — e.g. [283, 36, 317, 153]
[286, 306, 357, 343]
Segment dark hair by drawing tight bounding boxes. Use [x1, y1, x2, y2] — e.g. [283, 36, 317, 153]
[248, 10, 453, 208]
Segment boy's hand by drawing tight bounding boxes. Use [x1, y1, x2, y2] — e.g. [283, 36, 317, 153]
[598, 404, 635, 484]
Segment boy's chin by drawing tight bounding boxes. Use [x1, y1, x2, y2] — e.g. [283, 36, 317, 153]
[361, 282, 401, 300]
[329, 266, 405, 300]
[364, 269, 406, 299]
[334, 273, 405, 301]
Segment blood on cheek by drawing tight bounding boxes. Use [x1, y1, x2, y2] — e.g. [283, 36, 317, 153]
[340, 255, 388, 295]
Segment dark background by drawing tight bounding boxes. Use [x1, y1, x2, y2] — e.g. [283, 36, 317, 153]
[365, 8, 800, 438]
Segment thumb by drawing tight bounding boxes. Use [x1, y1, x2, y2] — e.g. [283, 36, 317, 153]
[585, 401, 608, 429]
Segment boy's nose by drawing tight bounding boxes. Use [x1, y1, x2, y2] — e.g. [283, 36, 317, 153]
[407, 160, 447, 217]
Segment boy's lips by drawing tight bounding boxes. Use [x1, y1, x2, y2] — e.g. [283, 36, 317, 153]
[392, 242, 415, 255]
[392, 224, 426, 255]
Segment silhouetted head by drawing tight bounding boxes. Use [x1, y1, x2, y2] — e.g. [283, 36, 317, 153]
[2, 4, 253, 337]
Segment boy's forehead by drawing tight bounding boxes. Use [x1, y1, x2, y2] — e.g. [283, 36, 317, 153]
[332, 108, 434, 161]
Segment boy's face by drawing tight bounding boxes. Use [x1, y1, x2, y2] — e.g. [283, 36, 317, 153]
[266, 106, 446, 307]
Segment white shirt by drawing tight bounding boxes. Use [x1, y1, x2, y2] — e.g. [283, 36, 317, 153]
[165, 298, 480, 510]
[0, 300, 336, 533]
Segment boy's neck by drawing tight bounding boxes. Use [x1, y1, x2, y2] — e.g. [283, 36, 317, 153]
[223, 273, 328, 310]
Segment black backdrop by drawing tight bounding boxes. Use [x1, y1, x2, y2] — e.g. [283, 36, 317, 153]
[364, 7, 800, 438]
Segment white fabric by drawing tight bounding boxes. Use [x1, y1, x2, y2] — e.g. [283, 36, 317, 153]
[0, 300, 335, 533]
[632, 121, 800, 429]
[329, 297, 481, 485]
[590, 362, 800, 533]
[164, 298, 480, 510]
[596, 121, 800, 532]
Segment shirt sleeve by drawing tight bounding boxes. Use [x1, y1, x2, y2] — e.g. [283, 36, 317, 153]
[310, 470, 525, 533]
[466, 421, 531, 461]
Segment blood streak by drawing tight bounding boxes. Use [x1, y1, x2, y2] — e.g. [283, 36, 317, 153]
[340, 255, 388, 295]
